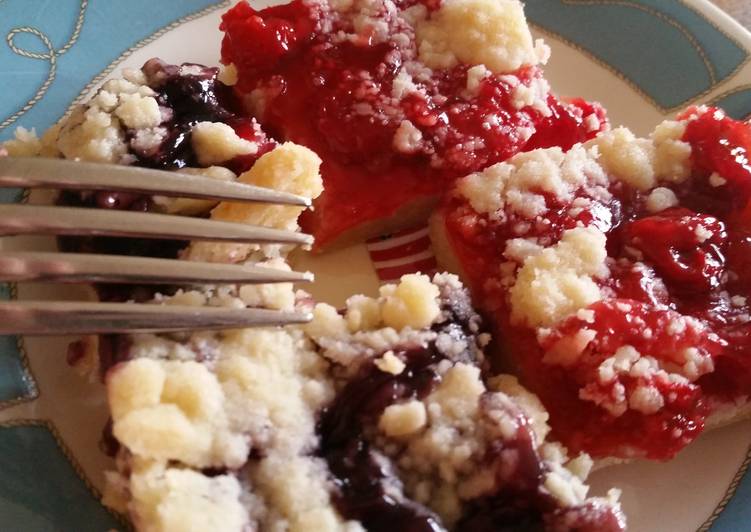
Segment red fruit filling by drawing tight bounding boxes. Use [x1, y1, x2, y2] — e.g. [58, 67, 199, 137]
[623, 208, 727, 294]
[220, 0, 606, 248]
[538, 300, 721, 459]
[442, 107, 751, 459]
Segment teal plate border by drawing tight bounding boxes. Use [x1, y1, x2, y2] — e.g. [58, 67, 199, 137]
[0, 420, 121, 531]
[524, 0, 750, 112]
[0, 0, 750, 530]
[0, 0, 226, 138]
[710, 85, 751, 119]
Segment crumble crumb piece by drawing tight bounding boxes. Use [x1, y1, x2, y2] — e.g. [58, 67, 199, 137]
[380, 273, 441, 330]
[128, 463, 249, 532]
[509, 227, 608, 327]
[464, 64, 490, 96]
[185, 142, 323, 263]
[709, 172, 727, 187]
[417, 0, 541, 73]
[374, 351, 406, 374]
[645, 186, 679, 213]
[191, 121, 258, 166]
[379, 400, 428, 436]
[393, 119, 424, 154]
[590, 127, 657, 191]
[115, 93, 162, 129]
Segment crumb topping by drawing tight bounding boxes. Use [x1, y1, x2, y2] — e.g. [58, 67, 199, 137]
[101, 272, 623, 530]
[416, 0, 544, 73]
[509, 227, 608, 327]
[191, 121, 258, 166]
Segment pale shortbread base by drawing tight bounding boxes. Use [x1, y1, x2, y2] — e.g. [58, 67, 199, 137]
[428, 210, 468, 281]
[314, 194, 440, 252]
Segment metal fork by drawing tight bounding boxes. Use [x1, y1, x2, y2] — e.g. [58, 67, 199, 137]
[0, 157, 315, 334]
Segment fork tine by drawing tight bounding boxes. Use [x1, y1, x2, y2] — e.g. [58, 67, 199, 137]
[0, 301, 313, 334]
[0, 157, 311, 207]
[0, 205, 314, 246]
[0, 252, 313, 284]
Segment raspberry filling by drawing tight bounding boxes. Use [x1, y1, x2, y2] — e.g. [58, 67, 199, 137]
[442, 107, 751, 459]
[220, 0, 606, 248]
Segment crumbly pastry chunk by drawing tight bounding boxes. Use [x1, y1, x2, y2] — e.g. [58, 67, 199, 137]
[220, 0, 606, 248]
[100, 273, 624, 531]
[433, 106, 751, 460]
[185, 142, 324, 263]
[4, 59, 277, 223]
[2, 59, 297, 290]
[415, 0, 543, 72]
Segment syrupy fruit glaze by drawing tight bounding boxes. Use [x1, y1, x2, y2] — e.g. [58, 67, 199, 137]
[442, 107, 751, 460]
[317, 301, 624, 531]
[57, 61, 275, 300]
[318, 347, 445, 532]
[220, 0, 606, 248]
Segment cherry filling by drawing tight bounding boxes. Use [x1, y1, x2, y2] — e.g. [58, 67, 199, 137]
[538, 300, 718, 459]
[443, 107, 751, 460]
[623, 208, 727, 294]
[682, 107, 751, 209]
[220, 0, 606, 248]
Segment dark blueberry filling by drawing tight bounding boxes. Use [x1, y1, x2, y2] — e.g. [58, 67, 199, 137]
[318, 343, 445, 532]
[99, 418, 120, 458]
[133, 59, 237, 170]
[317, 295, 483, 531]
[56, 60, 263, 304]
[316, 295, 625, 532]
[317, 319, 455, 531]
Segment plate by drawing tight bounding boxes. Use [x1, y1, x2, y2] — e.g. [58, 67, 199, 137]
[1, 1, 751, 530]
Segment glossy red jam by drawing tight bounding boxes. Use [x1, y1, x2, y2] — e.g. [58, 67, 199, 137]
[220, 0, 606, 248]
[442, 107, 751, 460]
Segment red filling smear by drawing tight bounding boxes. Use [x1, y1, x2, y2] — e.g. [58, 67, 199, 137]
[538, 300, 719, 459]
[220, 0, 606, 248]
[443, 106, 751, 460]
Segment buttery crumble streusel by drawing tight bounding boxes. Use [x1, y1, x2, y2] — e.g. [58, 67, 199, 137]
[101, 272, 625, 532]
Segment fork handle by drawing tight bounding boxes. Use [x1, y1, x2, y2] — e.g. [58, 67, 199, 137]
[0, 157, 311, 206]
[0, 252, 312, 285]
[0, 301, 312, 334]
[0, 205, 313, 245]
